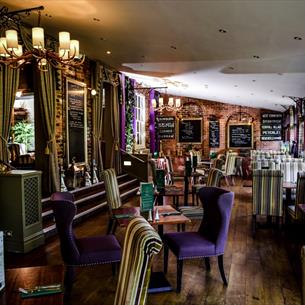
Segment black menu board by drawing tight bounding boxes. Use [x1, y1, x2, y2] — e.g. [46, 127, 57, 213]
[66, 79, 87, 164]
[178, 118, 202, 143]
[156, 116, 175, 139]
[228, 124, 253, 148]
[261, 113, 282, 141]
[209, 121, 220, 147]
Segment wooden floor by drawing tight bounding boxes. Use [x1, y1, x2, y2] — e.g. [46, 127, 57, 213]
[5, 178, 304, 305]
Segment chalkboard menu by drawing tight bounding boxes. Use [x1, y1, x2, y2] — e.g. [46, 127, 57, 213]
[228, 124, 253, 148]
[261, 113, 282, 141]
[209, 121, 220, 147]
[66, 79, 87, 165]
[156, 116, 175, 139]
[178, 118, 202, 143]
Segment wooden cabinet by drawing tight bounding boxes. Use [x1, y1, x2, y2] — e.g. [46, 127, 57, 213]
[0, 170, 44, 253]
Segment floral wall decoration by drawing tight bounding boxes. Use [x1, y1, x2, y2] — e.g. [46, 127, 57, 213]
[125, 77, 135, 152]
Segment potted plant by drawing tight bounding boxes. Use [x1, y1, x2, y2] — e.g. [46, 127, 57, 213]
[11, 121, 34, 152]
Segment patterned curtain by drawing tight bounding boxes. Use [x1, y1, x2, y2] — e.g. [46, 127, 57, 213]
[99, 65, 121, 173]
[35, 64, 60, 193]
[0, 65, 20, 162]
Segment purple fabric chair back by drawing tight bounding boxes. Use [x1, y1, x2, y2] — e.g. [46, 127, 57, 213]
[51, 199, 80, 264]
[51, 191, 75, 202]
[198, 187, 234, 255]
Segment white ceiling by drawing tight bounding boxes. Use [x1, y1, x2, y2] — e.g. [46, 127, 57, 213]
[2, 0, 305, 111]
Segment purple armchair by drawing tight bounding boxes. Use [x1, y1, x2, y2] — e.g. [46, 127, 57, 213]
[51, 194, 121, 297]
[163, 186, 234, 292]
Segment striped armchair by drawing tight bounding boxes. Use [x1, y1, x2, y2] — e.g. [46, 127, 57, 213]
[252, 169, 283, 234]
[222, 152, 237, 186]
[114, 216, 162, 305]
[102, 168, 137, 234]
[287, 172, 305, 220]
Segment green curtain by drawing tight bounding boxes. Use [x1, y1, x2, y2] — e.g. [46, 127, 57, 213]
[35, 64, 60, 193]
[0, 65, 20, 162]
[92, 62, 104, 179]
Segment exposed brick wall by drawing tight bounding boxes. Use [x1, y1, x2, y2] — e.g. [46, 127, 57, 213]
[152, 95, 281, 158]
[55, 59, 93, 167]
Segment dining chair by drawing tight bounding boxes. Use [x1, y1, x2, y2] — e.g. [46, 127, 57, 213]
[252, 169, 283, 235]
[50, 196, 121, 298]
[179, 168, 223, 220]
[222, 152, 237, 186]
[287, 172, 305, 221]
[163, 186, 234, 292]
[102, 168, 137, 234]
[113, 216, 162, 305]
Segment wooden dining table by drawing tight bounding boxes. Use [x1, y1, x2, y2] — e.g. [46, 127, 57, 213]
[116, 205, 191, 236]
[0, 265, 64, 305]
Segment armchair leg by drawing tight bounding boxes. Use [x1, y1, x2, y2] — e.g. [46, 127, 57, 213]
[64, 265, 75, 301]
[217, 255, 228, 286]
[107, 219, 114, 235]
[177, 259, 183, 292]
[204, 257, 211, 271]
[164, 245, 169, 274]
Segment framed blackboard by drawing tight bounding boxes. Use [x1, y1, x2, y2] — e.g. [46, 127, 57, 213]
[156, 116, 175, 139]
[209, 121, 220, 147]
[228, 124, 253, 148]
[178, 118, 202, 143]
[66, 79, 87, 165]
[261, 113, 282, 141]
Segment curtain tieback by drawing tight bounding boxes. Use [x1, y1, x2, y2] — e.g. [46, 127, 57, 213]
[0, 135, 8, 145]
[114, 140, 119, 151]
[45, 136, 56, 155]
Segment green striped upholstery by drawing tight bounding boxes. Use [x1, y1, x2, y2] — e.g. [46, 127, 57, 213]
[206, 168, 223, 187]
[114, 216, 162, 305]
[102, 168, 122, 211]
[223, 152, 237, 176]
[252, 169, 283, 216]
[287, 172, 305, 219]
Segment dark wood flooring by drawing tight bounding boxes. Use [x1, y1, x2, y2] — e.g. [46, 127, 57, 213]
[4, 178, 304, 305]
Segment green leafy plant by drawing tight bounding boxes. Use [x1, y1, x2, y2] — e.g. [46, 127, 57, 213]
[11, 121, 34, 151]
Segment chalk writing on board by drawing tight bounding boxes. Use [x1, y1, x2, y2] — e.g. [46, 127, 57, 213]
[209, 121, 219, 147]
[156, 116, 175, 139]
[66, 79, 87, 165]
[228, 124, 253, 148]
[261, 113, 282, 141]
[178, 119, 202, 143]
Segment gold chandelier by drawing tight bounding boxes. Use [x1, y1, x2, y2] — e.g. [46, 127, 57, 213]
[0, 6, 85, 71]
[152, 96, 182, 112]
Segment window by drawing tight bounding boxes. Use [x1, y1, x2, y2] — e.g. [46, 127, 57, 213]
[135, 94, 146, 149]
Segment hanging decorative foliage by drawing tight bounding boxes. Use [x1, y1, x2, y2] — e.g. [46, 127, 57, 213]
[125, 77, 135, 152]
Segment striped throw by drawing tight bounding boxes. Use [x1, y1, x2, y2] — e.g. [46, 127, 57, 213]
[114, 216, 162, 305]
[252, 169, 283, 216]
[102, 168, 122, 210]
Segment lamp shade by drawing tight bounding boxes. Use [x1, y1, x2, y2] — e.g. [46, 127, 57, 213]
[168, 97, 174, 107]
[0, 37, 8, 56]
[159, 97, 164, 107]
[175, 98, 181, 108]
[5, 30, 18, 50]
[32, 27, 45, 49]
[152, 98, 157, 108]
[59, 31, 70, 50]
[69, 40, 79, 58]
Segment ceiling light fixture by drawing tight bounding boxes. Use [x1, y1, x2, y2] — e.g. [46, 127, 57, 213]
[218, 29, 227, 33]
[106, 50, 111, 55]
[294, 36, 302, 40]
[0, 6, 85, 71]
[253, 55, 260, 59]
